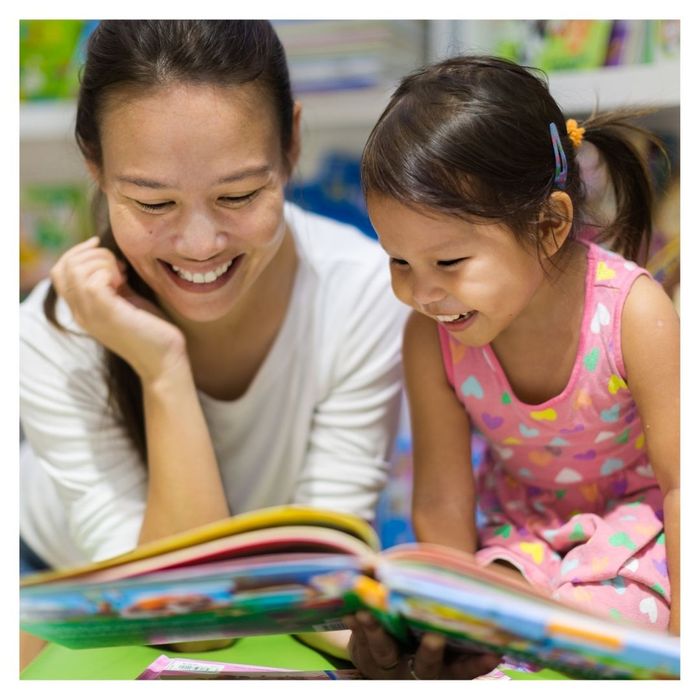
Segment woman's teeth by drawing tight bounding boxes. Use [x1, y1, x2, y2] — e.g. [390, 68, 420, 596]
[171, 259, 233, 284]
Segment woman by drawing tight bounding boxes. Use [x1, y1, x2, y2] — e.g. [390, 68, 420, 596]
[19, 19, 407, 666]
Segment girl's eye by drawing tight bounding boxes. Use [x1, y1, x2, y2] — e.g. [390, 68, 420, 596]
[389, 258, 409, 267]
[135, 200, 171, 213]
[437, 257, 467, 267]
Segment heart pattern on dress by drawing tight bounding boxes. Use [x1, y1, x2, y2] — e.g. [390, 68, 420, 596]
[639, 596, 658, 623]
[461, 375, 484, 399]
[591, 302, 611, 334]
[555, 468, 583, 484]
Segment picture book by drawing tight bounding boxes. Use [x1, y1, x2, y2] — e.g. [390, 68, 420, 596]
[137, 654, 364, 680]
[20, 504, 680, 680]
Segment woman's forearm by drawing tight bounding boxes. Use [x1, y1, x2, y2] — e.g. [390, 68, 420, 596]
[138, 364, 230, 544]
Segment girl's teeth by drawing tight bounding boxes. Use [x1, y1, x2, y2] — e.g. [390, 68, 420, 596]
[171, 260, 233, 284]
[436, 313, 467, 323]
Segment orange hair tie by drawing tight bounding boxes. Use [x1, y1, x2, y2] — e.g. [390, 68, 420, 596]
[566, 118, 585, 149]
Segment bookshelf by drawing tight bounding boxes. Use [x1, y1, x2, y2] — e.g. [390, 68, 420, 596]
[19, 58, 680, 177]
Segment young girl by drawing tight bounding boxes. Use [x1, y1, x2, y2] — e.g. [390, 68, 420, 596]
[347, 54, 679, 679]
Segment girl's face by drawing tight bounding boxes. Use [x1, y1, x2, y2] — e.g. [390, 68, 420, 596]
[367, 195, 548, 347]
[95, 82, 297, 325]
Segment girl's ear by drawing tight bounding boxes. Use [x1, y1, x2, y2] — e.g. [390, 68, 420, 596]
[539, 190, 574, 258]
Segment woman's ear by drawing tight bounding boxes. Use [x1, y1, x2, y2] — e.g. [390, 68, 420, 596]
[539, 190, 573, 258]
[85, 160, 103, 189]
[286, 101, 302, 174]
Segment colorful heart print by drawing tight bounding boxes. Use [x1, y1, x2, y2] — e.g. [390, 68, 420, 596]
[482, 413, 504, 430]
[583, 347, 601, 371]
[519, 423, 540, 438]
[461, 375, 484, 399]
[530, 408, 558, 421]
[596, 261, 617, 281]
[639, 596, 658, 623]
[608, 374, 628, 394]
[555, 468, 583, 484]
[519, 541, 544, 564]
[600, 404, 621, 422]
[591, 302, 611, 334]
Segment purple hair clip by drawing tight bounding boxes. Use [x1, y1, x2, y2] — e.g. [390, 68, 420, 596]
[549, 122, 568, 189]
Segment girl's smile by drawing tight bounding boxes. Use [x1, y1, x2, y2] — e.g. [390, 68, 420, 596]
[367, 194, 549, 347]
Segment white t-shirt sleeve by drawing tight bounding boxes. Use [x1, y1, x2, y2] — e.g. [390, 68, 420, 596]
[292, 255, 408, 521]
[20, 286, 147, 565]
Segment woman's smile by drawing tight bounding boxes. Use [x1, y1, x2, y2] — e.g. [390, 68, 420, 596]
[160, 254, 243, 293]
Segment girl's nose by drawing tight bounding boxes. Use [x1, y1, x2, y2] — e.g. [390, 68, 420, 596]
[411, 275, 446, 308]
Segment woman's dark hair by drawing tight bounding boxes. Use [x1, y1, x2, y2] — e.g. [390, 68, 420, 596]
[43, 20, 295, 462]
[361, 54, 664, 265]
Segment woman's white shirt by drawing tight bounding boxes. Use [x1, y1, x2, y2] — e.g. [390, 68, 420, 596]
[20, 203, 408, 568]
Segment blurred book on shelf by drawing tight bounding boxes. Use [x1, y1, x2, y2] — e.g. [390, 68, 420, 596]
[492, 20, 679, 72]
[20, 183, 90, 296]
[272, 20, 424, 94]
[20, 20, 97, 101]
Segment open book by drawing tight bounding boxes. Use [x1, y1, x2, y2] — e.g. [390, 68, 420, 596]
[20, 505, 679, 680]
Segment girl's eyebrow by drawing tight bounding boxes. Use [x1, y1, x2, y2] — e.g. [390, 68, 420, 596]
[116, 166, 272, 190]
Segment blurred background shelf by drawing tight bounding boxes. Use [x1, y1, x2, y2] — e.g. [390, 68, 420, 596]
[548, 61, 680, 114]
[19, 19, 681, 302]
[20, 59, 681, 142]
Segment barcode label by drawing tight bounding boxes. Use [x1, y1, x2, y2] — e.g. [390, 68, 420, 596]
[165, 659, 226, 674]
[312, 618, 348, 632]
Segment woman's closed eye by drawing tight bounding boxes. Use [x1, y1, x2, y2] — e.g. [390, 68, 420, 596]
[135, 200, 172, 213]
[218, 191, 259, 207]
[133, 190, 260, 213]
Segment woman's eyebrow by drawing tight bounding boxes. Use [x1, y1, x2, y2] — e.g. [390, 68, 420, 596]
[116, 175, 172, 189]
[116, 166, 272, 190]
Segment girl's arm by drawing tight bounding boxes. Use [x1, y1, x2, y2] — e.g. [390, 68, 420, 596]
[621, 274, 680, 634]
[404, 312, 478, 552]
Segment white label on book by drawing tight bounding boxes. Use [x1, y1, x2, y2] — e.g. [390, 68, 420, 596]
[312, 618, 348, 632]
[165, 659, 226, 674]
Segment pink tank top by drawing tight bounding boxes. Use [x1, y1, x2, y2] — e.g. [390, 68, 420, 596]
[438, 242, 653, 491]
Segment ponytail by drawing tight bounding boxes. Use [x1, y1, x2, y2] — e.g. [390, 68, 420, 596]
[578, 109, 668, 264]
[43, 196, 152, 465]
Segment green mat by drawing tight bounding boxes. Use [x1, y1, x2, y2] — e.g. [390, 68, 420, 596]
[21, 635, 567, 680]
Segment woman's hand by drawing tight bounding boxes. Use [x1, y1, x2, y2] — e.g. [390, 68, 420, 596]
[344, 611, 501, 680]
[51, 236, 187, 383]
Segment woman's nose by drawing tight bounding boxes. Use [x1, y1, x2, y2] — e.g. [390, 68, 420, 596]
[174, 209, 227, 260]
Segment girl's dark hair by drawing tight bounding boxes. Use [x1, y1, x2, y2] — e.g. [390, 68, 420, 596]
[43, 20, 295, 462]
[361, 54, 664, 265]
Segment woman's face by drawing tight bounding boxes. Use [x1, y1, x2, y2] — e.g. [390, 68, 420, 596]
[96, 82, 298, 325]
